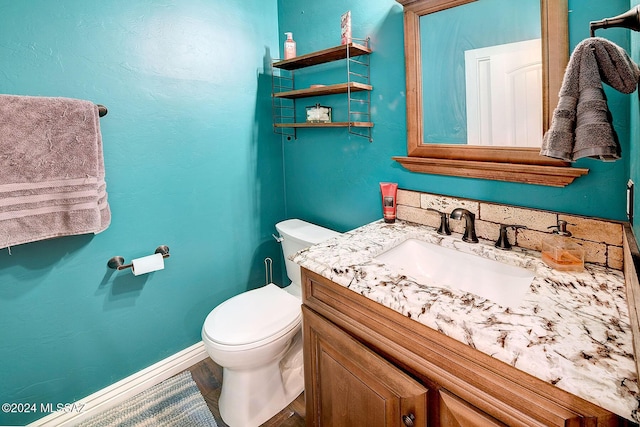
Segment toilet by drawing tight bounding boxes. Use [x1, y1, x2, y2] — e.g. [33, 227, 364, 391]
[201, 219, 340, 427]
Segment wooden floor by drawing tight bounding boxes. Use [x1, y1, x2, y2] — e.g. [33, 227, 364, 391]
[183, 357, 306, 427]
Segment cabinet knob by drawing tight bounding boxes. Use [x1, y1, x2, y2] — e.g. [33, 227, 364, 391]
[402, 413, 415, 426]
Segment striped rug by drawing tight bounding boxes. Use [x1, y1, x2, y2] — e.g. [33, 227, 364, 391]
[77, 371, 218, 427]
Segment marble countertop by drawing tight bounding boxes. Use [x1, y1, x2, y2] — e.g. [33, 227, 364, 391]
[292, 219, 639, 423]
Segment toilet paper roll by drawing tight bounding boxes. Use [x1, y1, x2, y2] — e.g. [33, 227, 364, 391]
[131, 253, 165, 276]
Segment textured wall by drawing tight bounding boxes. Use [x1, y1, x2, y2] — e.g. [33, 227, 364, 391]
[278, 0, 632, 235]
[397, 189, 624, 270]
[0, 1, 282, 425]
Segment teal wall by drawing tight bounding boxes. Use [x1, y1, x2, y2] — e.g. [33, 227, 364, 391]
[1, 0, 637, 425]
[279, 0, 633, 234]
[0, 1, 281, 425]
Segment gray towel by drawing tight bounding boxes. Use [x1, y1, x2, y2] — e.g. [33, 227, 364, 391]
[540, 37, 640, 161]
[0, 95, 110, 249]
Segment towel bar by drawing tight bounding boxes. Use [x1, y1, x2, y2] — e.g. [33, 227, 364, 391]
[590, 6, 640, 37]
[107, 245, 170, 270]
[97, 104, 108, 117]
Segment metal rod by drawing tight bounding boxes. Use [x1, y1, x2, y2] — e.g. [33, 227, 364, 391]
[264, 257, 273, 286]
[97, 104, 108, 117]
[107, 245, 170, 271]
[590, 6, 640, 37]
[348, 58, 369, 67]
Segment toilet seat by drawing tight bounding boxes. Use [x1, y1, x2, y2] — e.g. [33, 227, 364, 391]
[203, 284, 301, 351]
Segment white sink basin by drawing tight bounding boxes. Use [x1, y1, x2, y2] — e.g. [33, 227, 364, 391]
[374, 238, 535, 308]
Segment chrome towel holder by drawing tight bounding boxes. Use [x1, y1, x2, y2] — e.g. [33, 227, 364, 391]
[107, 245, 170, 271]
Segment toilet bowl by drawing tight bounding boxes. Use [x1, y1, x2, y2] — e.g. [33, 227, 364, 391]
[202, 219, 340, 427]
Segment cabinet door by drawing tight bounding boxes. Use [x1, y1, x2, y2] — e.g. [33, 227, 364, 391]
[303, 306, 428, 427]
[439, 389, 507, 427]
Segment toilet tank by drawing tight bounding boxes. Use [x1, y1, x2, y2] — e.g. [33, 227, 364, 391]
[275, 219, 340, 287]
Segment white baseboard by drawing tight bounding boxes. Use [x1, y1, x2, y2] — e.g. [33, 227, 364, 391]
[29, 341, 209, 427]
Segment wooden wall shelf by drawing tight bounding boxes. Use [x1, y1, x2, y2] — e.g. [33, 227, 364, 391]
[274, 121, 374, 129]
[272, 43, 372, 70]
[393, 156, 589, 187]
[273, 82, 372, 99]
[271, 40, 373, 141]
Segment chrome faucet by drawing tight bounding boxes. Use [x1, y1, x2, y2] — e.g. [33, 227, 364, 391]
[450, 208, 478, 243]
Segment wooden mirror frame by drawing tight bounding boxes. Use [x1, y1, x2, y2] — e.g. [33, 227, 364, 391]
[393, 0, 589, 186]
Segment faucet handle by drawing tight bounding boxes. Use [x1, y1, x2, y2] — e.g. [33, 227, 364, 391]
[548, 219, 574, 236]
[427, 208, 451, 235]
[495, 224, 527, 250]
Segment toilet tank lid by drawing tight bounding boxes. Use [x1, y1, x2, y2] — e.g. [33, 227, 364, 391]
[203, 284, 301, 346]
[276, 219, 340, 245]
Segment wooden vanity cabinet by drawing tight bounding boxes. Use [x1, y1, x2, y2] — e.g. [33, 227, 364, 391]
[303, 306, 427, 427]
[301, 267, 623, 427]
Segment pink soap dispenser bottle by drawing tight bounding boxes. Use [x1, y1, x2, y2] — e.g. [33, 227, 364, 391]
[284, 32, 296, 59]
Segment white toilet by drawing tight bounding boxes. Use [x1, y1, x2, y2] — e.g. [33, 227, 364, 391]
[201, 219, 340, 427]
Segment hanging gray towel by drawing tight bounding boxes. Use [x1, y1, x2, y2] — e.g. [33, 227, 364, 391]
[540, 37, 640, 162]
[0, 95, 111, 249]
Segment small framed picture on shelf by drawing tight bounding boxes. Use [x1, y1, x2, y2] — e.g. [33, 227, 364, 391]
[306, 104, 332, 123]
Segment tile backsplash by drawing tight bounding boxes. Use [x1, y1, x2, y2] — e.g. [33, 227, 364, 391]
[396, 189, 624, 270]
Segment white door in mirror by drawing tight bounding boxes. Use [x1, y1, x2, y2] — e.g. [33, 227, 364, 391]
[465, 39, 542, 147]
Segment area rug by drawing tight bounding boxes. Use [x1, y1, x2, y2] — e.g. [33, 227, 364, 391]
[77, 371, 218, 427]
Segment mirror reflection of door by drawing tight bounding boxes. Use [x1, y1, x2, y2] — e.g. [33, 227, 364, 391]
[420, 0, 541, 147]
[465, 39, 542, 147]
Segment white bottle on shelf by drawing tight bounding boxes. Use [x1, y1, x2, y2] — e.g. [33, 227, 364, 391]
[284, 32, 296, 59]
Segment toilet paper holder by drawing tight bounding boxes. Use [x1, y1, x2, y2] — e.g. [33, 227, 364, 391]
[107, 245, 170, 271]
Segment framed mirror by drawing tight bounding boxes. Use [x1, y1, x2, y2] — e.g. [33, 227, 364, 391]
[393, 0, 589, 186]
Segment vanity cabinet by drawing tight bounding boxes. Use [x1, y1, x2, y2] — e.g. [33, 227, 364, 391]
[303, 306, 427, 426]
[301, 267, 623, 427]
[271, 42, 373, 141]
